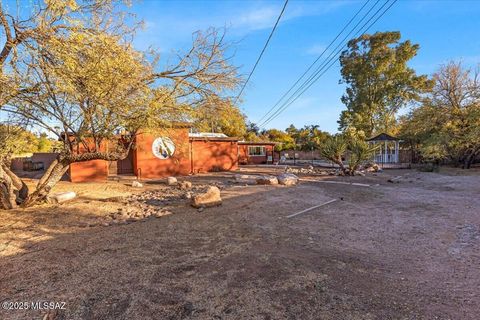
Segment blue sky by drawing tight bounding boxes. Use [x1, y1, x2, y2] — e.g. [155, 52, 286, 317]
[2, 0, 479, 134]
[130, 0, 480, 133]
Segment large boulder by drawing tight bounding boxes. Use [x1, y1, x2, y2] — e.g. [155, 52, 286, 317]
[234, 174, 261, 185]
[277, 173, 299, 186]
[191, 186, 222, 208]
[256, 175, 278, 185]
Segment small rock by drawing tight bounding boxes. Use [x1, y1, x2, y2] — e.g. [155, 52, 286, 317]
[191, 186, 222, 208]
[132, 181, 143, 188]
[154, 210, 172, 218]
[179, 181, 192, 190]
[277, 173, 299, 186]
[49, 191, 77, 204]
[167, 177, 178, 185]
[197, 207, 204, 212]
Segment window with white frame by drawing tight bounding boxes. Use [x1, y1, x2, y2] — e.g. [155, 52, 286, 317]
[248, 146, 266, 156]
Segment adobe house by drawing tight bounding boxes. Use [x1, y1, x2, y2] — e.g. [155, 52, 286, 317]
[238, 141, 277, 165]
[68, 126, 245, 182]
[77, 129, 238, 182]
[13, 126, 278, 182]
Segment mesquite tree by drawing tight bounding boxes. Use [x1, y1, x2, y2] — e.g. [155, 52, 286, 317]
[399, 62, 480, 168]
[0, 1, 241, 209]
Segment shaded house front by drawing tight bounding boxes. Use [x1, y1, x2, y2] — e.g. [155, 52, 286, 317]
[69, 128, 240, 182]
[238, 141, 277, 165]
[13, 128, 280, 182]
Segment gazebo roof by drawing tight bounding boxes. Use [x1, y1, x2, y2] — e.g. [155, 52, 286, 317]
[366, 132, 399, 142]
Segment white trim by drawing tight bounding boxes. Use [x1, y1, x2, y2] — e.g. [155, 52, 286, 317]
[248, 146, 266, 156]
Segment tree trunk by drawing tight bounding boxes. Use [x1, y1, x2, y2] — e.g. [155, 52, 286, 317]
[0, 165, 17, 209]
[3, 149, 132, 209]
[21, 158, 70, 208]
[465, 152, 475, 169]
[1, 163, 28, 200]
[330, 156, 349, 175]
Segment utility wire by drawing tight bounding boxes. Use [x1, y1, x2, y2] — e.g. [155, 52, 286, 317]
[256, 0, 372, 125]
[258, 0, 385, 128]
[233, 0, 289, 106]
[258, 0, 382, 128]
[259, 0, 397, 128]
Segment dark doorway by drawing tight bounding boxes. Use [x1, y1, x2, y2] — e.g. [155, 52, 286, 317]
[109, 148, 134, 175]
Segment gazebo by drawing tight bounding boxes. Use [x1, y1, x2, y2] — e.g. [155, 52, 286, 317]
[366, 133, 401, 164]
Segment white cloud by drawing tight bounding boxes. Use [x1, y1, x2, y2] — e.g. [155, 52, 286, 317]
[234, 6, 281, 31]
[133, 1, 350, 51]
[306, 44, 328, 56]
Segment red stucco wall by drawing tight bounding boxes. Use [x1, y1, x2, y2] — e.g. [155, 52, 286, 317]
[69, 160, 108, 182]
[67, 129, 243, 181]
[134, 129, 191, 179]
[238, 144, 274, 165]
[190, 140, 238, 173]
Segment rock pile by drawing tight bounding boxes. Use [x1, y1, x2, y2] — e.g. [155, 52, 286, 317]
[285, 166, 333, 175]
[103, 180, 228, 224]
[234, 173, 298, 186]
[105, 187, 189, 224]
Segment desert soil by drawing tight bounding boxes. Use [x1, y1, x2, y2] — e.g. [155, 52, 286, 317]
[0, 167, 479, 319]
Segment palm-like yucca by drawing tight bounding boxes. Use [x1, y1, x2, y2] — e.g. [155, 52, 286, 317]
[322, 135, 377, 175]
[321, 136, 348, 173]
[348, 140, 378, 173]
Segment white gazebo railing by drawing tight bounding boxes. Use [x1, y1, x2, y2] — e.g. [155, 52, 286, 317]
[367, 133, 401, 164]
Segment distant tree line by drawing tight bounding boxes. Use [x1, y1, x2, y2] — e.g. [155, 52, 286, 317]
[244, 31, 479, 171]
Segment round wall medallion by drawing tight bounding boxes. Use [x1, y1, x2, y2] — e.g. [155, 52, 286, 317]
[152, 137, 175, 159]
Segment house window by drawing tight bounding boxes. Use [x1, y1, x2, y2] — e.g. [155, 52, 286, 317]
[248, 146, 266, 156]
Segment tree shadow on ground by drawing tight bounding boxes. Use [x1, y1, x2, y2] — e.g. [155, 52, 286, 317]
[2, 172, 475, 319]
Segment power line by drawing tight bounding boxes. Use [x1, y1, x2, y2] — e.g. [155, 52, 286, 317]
[259, 0, 397, 128]
[256, 0, 372, 125]
[259, 0, 383, 128]
[233, 0, 289, 106]
[258, 0, 385, 128]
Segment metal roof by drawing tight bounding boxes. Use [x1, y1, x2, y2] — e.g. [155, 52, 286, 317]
[188, 132, 228, 138]
[366, 133, 399, 141]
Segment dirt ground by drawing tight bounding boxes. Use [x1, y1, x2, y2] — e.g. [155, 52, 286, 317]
[1, 166, 479, 319]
